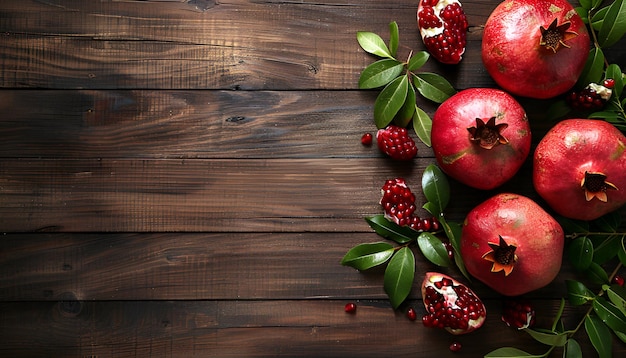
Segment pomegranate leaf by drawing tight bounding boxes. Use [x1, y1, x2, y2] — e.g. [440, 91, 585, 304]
[557, 216, 590, 234]
[439, 216, 471, 281]
[484, 347, 543, 357]
[606, 285, 626, 317]
[564, 339, 583, 358]
[568, 236, 594, 271]
[597, 0, 626, 48]
[412, 105, 432, 147]
[356, 31, 393, 59]
[577, 48, 605, 89]
[590, 234, 622, 264]
[358, 59, 404, 89]
[590, 5, 610, 30]
[421, 164, 450, 216]
[412, 73, 456, 104]
[593, 296, 626, 333]
[619, 237, 626, 265]
[395, 83, 416, 128]
[388, 21, 399, 58]
[586, 262, 610, 284]
[579, 0, 593, 11]
[566, 280, 596, 305]
[592, 211, 622, 232]
[417, 232, 451, 267]
[606, 64, 623, 98]
[364, 214, 418, 244]
[340, 242, 395, 271]
[522, 328, 568, 347]
[374, 75, 408, 129]
[383, 247, 415, 309]
[406, 51, 429, 72]
[584, 315, 612, 357]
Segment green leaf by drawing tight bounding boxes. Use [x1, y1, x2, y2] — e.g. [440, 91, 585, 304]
[412, 105, 432, 147]
[605, 64, 623, 98]
[592, 234, 622, 265]
[566, 280, 595, 305]
[417, 232, 452, 267]
[593, 296, 626, 333]
[407, 51, 430, 72]
[439, 216, 470, 280]
[413, 72, 456, 103]
[388, 21, 399, 58]
[591, 5, 610, 30]
[615, 330, 626, 344]
[597, 0, 626, 48]
[546, 99, 572, 121]
[585, 314, 613, 358]
[357, 31, 393, 58]
[358, 59, 404, 89]
[564, 339, 583, 358]
[587, 262, 610, 284]
[484, 347, 544, 357]
[593, 211, 622, 232]
[374, 75, 409, 129]
[576, 48, 605, 89]
[395, 82, 416, 127]
[340, 242, 395, 270]
[568, 236, 594, 271]
[618, 236, 626, 265]
[365, 214, 419, 244]
[421, 164, 450, 216]
[522, 328, 568, 347]
[383, 247, 415, 309]
[557, 216, 589, 234]
[578, 0, 592, 11]
[607, 284, 626, 317]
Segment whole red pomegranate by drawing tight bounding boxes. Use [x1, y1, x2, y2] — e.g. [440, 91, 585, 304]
[533, 119, 626, 221]
[421, 272, 486, 335]
[481, 0, 589, 99]
[431, 88, 531, 190]
[460, 193, 564, 296]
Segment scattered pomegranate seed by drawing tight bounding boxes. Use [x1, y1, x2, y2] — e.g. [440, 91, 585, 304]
[407, 307, 417, 321]
[603, 78, 615, 89]
[449, 341, 462, 352]
[612, 275, 625, 287]
[344, 302, 357, 313]
[361, 132, 373, 146]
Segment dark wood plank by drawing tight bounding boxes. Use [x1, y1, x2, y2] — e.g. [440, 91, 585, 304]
[0, 157, 540, 232]
[0, 0, 495, 89]
[0, 89, 433, 159]
[1, 299, 620, 357]
[0, 232, 591, 301]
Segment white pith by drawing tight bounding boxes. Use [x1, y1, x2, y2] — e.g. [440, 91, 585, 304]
[588, 82, 613, 101]
[418, 0, 461, 38]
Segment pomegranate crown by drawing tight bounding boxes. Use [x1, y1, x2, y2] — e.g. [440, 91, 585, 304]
[482, 235, 517, 276]
[467, 117, 509, 149]
[539, 18, 578, 53]
[581, 171, 618, 202]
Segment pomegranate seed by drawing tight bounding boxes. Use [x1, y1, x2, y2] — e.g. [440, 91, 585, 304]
[361, 132, 373, 146]
[407, 307, 417, 321]
[449, 341, 462, 352]
[344, 302, 357, 313]
[603, 78, 615, 89]
[612, 275, 625, 287]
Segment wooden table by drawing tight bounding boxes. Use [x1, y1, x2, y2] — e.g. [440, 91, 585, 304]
[1, 0, 625, 356]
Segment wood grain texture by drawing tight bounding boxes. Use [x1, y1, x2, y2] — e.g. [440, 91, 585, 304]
[1, 0, 626, 356]
[0, 299, 605, 357]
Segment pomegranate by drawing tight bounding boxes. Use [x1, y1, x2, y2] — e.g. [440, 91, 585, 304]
[533, 119, 626, 221]
[417, 0, 468, 64]
[431, 88, 531, 190]
[481, 0, 590, 99]
[421, 272, 486, 335]
[460, 193, 564, 296]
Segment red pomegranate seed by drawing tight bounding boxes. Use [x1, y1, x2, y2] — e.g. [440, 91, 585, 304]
[361, 132, 373, 146]
[344, 302, 357, 313]
[612, 275, 625, 287]
[449, 341, 462, 352]
[407, 307, 417, 321]
[603, 78, 615, 89]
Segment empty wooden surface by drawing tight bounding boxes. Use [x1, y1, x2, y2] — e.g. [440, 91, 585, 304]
[1, 0, 625, 357]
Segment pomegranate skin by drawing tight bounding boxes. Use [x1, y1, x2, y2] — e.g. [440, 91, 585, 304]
[533, 119, 626, 221]
[431, 88, 531, 190]
[461, 193, 564, 296]
[481, 0, 589, 99]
